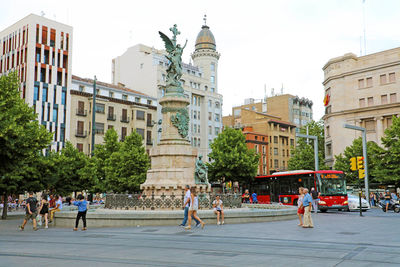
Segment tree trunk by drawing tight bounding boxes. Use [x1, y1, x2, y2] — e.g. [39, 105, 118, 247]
[1, 194, 8, 220]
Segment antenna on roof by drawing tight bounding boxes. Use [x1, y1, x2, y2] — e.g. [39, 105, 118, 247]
[203, 14, 207, 26]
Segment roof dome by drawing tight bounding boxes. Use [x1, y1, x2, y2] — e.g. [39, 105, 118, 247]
[195, 25, 216, 51]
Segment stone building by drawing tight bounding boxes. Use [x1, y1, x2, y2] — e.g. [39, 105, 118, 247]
[111, 21, 223, 161]
[70, 75, 157, 155]
[0, 14, 72, 152]
[323, 48, 400, 167]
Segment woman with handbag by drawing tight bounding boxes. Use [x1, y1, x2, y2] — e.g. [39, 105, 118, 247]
[38, 194, 49, 229]
[297, 187, 304, 226]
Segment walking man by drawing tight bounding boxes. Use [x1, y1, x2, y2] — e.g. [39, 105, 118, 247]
[310, 187, 320, 213]
[19, 192, 38, 231]
[302, 188, 314, 228]
[179, 185, 200, 227]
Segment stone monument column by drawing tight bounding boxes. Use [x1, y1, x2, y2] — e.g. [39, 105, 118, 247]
[141, 25, 210, 197]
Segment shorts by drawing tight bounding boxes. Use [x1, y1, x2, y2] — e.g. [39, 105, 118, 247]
[25, 212, 37, 221]
[214, 209, 222, 213]
[297, 207, 304, 215]
[385, 200, 390, 205]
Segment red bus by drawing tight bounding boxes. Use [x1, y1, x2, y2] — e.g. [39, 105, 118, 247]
[252, 170, 348, 212]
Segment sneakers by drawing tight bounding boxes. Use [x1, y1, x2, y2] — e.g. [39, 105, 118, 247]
[184, 226, 191, 230]
[73, 228, 78, 231]
[195, 223, 201, 228]
[222, 221, 225, 225]
[82, 227, 87, 231]
[45, 226, 48, 229]
[179, 224, 185, 227]
[201, 222, 205, 229]
[33, 227, 38, 231]
[217, 221, 221, 225]
[19, 226, 24, 231]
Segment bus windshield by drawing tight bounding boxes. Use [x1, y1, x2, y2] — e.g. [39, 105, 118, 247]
[317, 173, 347, 196]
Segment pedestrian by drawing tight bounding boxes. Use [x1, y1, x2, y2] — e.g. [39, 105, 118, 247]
[301, 188, 314, 228]
[49, 195, 63, 223]
[19, 192, 39, 231]
[213, 195, 224, 225]
[38, 194, 49, 229]
[242, 189, 250, 203]
[297, 187, 304, 227]
[384, 190, 391, 212]
[310, 187, 320, 213]
[251, 192, 258, 204]
[185, 187, 205, 230]
[72, 194, 88, 231]
[369, 192, 375, 207]
[179, 185, 200, 227]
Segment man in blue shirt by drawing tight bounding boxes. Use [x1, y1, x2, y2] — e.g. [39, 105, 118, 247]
[72, 194, 88, 231]
[301, 188, 314, 228]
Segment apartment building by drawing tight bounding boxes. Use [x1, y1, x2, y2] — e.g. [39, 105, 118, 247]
[111, 22, 223, 161]
[242, 127, 269, 176]
[0, 14, 72, 152]
[70, 75, 157, 155]
[323, 48, 400, 167]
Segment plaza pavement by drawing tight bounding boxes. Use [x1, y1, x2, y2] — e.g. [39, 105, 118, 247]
[0, 208, 399, 267]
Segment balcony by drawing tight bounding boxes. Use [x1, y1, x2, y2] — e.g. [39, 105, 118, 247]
[146, 140, 153, 146]
[94, 129, 104, 135]
[75, 130, 87, 138]
[147, 120, 155, 127]
[107, 114, 116, 121]
[95, 109, 105, 114]
[121, 116, 130, 123]
[76, 109, 87, 117]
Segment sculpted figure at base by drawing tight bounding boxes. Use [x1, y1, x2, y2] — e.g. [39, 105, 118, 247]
[195, 155, 208, 184]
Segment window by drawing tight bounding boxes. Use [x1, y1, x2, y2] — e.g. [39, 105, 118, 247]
[274, 148, 278, 155]
[366, 77, 373, 87]
[381, 95, 388, 104]
[358, 79, 364, 89]
[387, 117, 393, 128]
[389, 72, 396, 83]
[215, 127, 220, 135]
[215, 114, 220, 122]
[326, 143, 332, 157]
[367, 97, 373, 106]
[215, 102, 220, 109]
[42, 86, 48, 102]
[359, 98, 365, 108]
[34, 85, 39, 101]
[365, 120, 375, 132]
[209, 126, 212, 135]
[147, 113, 152, 126]
[194, 124, 197, 133]
[211, 63, 215, 71]
[193, 137, 197, 147]
[36, 47, 41, 62]
[147, 100, 152, 105]
[121, 109, 128, 122]
[390, 93, 397, 103]
[122, 94, 127, 100]
[79, 85, 84, 92]
[326, 126, 330, 137]
[274, 136, 278, 144]
[146, 130, 152, 145]
[290, 139, 294, 146]
[52, 107, 58, 122]
[210, 76, 215, 84]
[95, 122, 105, 134]
[121, 127, 127, 141]
[211, 87, 215, 92]
[208, 112, 212, 120]
[109, 91, 114, 98]
[380, 74, 387, 85]
[77, 121, 84, 135]
[136, 110, 145, 120]
[262, 146, 266, 154]
[198, 138, 200, 147]
[108, 125, 114, 130]
[205, 86, 208, 91]
[193, 111, 197, 119]
[76, 143, 83, 152]
[208, 100, 212, 107]
[95, 103, 105, 113]
[274, 159, 279, 168]
[135, 97, 140, 102]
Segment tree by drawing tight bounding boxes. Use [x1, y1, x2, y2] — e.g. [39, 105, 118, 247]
[104, 131, 150, 193]
[372, 116, 400, 185]
[207, 128, 259, 186]
[334, 138, 383, 184]
[0, 72, 52, 219]
[288, 120, 329, 171]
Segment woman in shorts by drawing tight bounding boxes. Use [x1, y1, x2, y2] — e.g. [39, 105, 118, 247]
[213, 195, 224, 225]
[297, 187, 304, 226]
[185, 187, 205, 230]
[38, 194, 49, 229]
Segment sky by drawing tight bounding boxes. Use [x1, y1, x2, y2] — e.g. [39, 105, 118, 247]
[1, 0, 400, 120]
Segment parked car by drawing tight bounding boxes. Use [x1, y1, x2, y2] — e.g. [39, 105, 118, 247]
[346, 194, 370, 211]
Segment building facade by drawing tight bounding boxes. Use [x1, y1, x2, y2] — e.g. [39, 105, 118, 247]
[111, 22, 223, 161]
[223, 108, 296, 174]
[242, 127, 269, 176]
[0, 14, 72, 152]
[323, 49, 400, 167]
[70, 75, 157, 155]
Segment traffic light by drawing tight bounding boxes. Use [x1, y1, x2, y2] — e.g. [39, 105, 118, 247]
[357, 156, 364, 170]
[350, 157, 357, 171]
[359, 169, 365, 179]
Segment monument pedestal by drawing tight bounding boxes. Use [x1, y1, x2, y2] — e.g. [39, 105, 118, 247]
[140, 96, 210, 197]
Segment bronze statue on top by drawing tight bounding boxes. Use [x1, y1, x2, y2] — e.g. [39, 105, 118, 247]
[159, 25, 187, 96]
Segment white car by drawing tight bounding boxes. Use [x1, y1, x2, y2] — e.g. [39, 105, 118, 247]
[346, 194, 370, 211]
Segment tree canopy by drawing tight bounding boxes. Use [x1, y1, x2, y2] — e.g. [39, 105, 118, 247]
[207, 128, 259, 186]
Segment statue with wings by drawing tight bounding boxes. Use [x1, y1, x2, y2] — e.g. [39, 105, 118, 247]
[159, 25, 187, 94]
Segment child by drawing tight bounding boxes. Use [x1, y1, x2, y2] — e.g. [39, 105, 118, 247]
[72, 194, 88, 231]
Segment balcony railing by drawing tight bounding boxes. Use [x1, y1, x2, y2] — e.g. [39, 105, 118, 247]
[76, 109, 87, 116]
[147, 120, 154, 127]
[121, 116, 130, 123]
[94, 129, 104, 135]
[95, 109, 105, 114]
[75, 130, 87, 138]
[107, 114, 116, 121]
[146, 140, 153, 146]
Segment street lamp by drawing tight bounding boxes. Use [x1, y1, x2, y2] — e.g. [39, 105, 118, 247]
[296, 133, 319, 171]
[343, 123, 369, 204]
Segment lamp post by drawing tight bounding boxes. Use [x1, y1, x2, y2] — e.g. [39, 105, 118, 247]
[295, 133, 319, 171]
[343, 124, 369, 204]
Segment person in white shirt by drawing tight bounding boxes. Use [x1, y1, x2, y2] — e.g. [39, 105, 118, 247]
[213, 195, 224, 225]
[179, 185, 200, 227]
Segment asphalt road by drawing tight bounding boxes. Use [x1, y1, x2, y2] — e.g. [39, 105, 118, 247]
[0, 207, 399, 267]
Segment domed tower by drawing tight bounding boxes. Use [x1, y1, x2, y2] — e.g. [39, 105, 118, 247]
[191, 16, 220, 93]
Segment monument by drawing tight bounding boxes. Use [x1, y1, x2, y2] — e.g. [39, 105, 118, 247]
[141, 25, 210, 196]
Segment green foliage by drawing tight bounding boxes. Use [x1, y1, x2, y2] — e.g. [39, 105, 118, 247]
[334, 138, 383, 184]
[372, 116, 400, 185]
[104, 131, 150, 193]
[207, 128, 259, 185]
[0, 72, 52, 219]
[288, 120, 329, 171]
